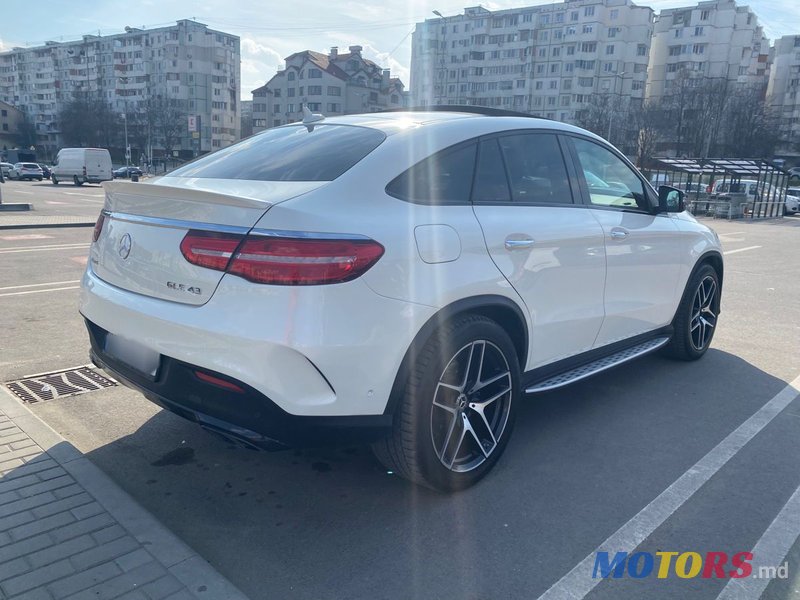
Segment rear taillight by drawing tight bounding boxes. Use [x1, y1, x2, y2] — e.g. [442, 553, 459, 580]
[179, 230, 384, 285]
[180, 230, 244, 271]
[92, 212, 106, 242]
[228, 235, 385, 285]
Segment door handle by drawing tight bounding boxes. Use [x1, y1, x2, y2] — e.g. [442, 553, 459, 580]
[504, 237, 535, 250]
[609, 228, 629, 240]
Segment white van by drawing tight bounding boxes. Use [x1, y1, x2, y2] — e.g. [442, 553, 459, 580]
[51, 148, 112, 186]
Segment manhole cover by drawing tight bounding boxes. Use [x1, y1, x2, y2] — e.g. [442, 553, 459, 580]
[4, 366, 117, 404]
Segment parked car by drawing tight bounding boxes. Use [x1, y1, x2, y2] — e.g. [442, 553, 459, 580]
[0, 162, 13, 178]
[81, 109, 723, 492]
[38, 164, 51, 179]
[785, 188, 800, 215]
[710, 179, 785, 216]
[11, 162, 44, 181]
[112, 166, 143, 179]
[51, 148, 113, 186]
[676, 182, 706, 195]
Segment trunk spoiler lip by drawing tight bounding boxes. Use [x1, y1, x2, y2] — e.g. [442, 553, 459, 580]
[101, 210, 253, 236]
[102, 178, 327, 210]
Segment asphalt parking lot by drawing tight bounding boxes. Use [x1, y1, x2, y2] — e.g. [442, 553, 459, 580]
[1, 179, 799, 599]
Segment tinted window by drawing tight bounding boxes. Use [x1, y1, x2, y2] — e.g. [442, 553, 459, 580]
[386, 144, 476, 204]
[497, 134, 573, 204]
[168, 125, 385, 181]
[572, 138, 648, 210]
[472, 139, 510, 203]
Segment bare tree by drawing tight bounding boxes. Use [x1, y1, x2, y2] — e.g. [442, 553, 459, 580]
[58, 95, 118, 149]
[574, 94, 614, 140]
[628, 100, 668, 168]
[719, 85, 780, 157]
[16, 115, 38, 150]
[150, 95, 185, 160]
[662, 72, 730, 157]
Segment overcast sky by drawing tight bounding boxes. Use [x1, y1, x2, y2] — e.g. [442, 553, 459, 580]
[1, 0, 798, 100]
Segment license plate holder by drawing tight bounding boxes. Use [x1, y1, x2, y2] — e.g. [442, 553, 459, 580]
[104, 334, 161, 378]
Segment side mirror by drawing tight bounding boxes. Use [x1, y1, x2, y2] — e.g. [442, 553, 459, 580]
[657, 185, 685, 213]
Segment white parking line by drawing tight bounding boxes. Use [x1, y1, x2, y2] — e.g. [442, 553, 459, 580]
[716, 483, 800, 599]
[537, 373, 800, 600]
[0, 286, 80, 298]
[12, 190, 33, 195]
[724, 246, 762, 255]
[0, 280, 81, 292]
[0, 243, 90, 254]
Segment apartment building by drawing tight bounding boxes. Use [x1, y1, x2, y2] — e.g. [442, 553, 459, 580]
[410, 0, 654, 123]
[767, 35, 800, 155]
[251, 46, 406, 132]
[646, 0, 769, 101]
[0, 20, 240, 159]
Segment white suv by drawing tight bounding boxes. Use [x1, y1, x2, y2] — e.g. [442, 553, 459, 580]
[80, 109, 723, 491]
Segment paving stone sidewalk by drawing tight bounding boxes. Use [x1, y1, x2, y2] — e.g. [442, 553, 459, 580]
[0, 391, 248, 600]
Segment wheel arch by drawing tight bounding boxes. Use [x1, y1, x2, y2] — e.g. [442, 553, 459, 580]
[675, 250, 724, 320]
[383, 294, 528, 417]
[697, 250, 724, 312]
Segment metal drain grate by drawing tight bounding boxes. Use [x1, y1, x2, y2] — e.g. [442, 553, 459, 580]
[4, 366, 117, 404]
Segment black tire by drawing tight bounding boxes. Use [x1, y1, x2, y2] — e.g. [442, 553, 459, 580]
[52, 175, 59, 185]
[663, 263, 720, 361]
[73, 175, 83, 186]
[37, 177, 42, 181]
[372, 314, 520, 492]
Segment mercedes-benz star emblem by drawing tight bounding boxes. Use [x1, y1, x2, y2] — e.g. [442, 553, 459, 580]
[118, 233, 132, 259]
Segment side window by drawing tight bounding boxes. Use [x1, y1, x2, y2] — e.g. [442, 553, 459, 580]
[472, 139, 510, 203]
[572, 138, 648, 210]
[386, 143, 476, 204]
[497, 133, 573, 204]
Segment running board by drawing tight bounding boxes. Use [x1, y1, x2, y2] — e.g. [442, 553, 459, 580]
[525, 336, 670, 394]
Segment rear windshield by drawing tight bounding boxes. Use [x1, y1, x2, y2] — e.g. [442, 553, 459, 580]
[168, 124, 386, 181]
[22, 163, 39, 168]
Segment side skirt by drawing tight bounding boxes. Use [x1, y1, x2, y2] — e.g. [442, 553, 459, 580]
[523, 328, 672, 394]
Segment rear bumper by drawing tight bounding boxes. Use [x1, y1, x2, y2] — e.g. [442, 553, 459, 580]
[86, 318, 392, 448]
[80, 263, 435, 417]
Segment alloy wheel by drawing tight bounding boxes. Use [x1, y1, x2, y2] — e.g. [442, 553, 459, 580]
[690, 275, 717, 351]
[430, 340, 513, 473]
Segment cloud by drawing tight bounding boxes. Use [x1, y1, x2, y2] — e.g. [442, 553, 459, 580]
[360, 43, 410, 86]
[241, 38, 284, 64]
[240, 37, 286, 96]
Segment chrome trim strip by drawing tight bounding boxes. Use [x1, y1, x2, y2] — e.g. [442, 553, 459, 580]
[104, 212, 251, 235]
[249, 228, 372, 241]
[104, 212, 372, 241]
[525, 336, 670, 394]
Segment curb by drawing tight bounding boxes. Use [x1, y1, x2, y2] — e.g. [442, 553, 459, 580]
[0, 387, 250, 600]
[0, 222, 95, 230]
[0, 204, 33, 212]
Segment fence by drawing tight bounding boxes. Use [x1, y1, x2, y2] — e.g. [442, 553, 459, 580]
[646, 158, 790, 220]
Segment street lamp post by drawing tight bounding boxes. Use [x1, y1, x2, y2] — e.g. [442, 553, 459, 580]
[122, 103, 130, 169]
[432, 10, 447, 106]
[606, 71, 626, 142]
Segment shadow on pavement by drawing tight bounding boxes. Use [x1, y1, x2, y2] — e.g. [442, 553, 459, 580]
[83, 349, 788, 600]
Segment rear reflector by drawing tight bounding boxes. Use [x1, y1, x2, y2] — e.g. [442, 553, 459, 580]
[194, 370, 245, 393]
[228, 236, 385, 285]
[180, 230, 244, 271]
[93, 212, 106, 242]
